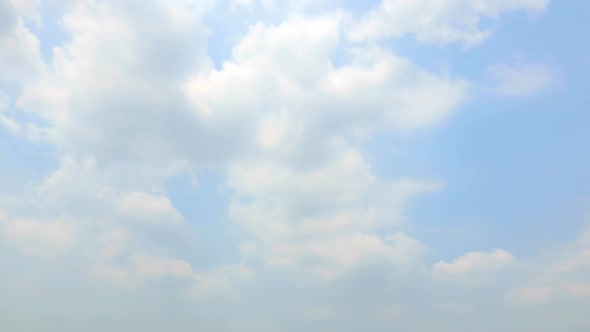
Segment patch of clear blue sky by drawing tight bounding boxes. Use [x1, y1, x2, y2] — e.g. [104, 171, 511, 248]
[165, 169, 242, 267]
[0, 128, 57, 196]
[26, 1, 68, 62]
[363, 0, 590, 260]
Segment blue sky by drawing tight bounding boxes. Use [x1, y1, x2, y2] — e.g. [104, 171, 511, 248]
[1, 0, 590, 331]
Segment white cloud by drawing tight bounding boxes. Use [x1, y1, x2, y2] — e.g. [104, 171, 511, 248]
[180, 14, 460, 283]
[90, 253, 195, 285]
[507, 225, 590, 305]
[257, 233, 427, 280]
[507, 286, 553, 304]
[97, 227, 130, 259]
[0, 214, 77, 256]
[0, 0, 45, 83]
[433, 249, 516, 281]
[185, 17, 467, 162]
[487, 61, 557, 97]
[118, 192, 184, 224]
[17, 0, 216, 168]
[508, 282, 590, 305]
[349, 0, 549, 45]
[0, 1, 584, 331]
[230, 0, 335, 12]
[190, 264, 256, 299]
[7, 0, 41, 21]
[228, 144, 438, 280]
[24, 157, 184, 220]
[0, 157, 195, 289]
[182, 12, 461, 281]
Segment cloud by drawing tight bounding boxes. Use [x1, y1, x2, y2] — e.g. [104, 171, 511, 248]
[90, 253, 195, 285]
[185, 17, 467, 161]
[0, 158, 196, 288]
[6, 3, 463, 287]
[433, 249, 516, 281]
[507, 286, 553, 304]
[17, 0, 215, 167]
[0, 4, 469, 323]
[117, 192, 184, 224]
[0, 0, 45, 83]
[228, 143, 439, 280]
[6, 0, 41, 21]
[507, 225, 590, 305]
[0, 214, 77, 257]
[91, 253, 256, 298]
[183, 16, 462, 284]
[349, 0, 549, 45]
[190, 264, 256, 299]
[252, 233, 427, 280]
[1, 1, 586, 331]
[12, 2, 466, 172]
[486, 61, 557, 97]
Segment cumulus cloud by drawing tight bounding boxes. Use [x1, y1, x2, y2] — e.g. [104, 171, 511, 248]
[17, 0, 215, 167]
[4, 0, 587, 331]
[182, 15, 462, 284]
[11, 1, 466, 173]
[185, 17, 467, 162]
[228, 143, 440, 280]
[5, 2, 463, 287]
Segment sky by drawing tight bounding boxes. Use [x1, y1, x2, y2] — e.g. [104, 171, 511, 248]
[1, 0, 590, 331]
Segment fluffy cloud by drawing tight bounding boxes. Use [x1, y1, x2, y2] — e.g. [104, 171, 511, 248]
[4, 0, 588, 331]
[12, 1, 466, 171]
[185, 15, 462, 283]
[17, 0, 214, 167]
[6, 3, 463, 286]
[228, 144, 439, 280]
[186, 15, 467, 162]
[0, 159, 252, 299]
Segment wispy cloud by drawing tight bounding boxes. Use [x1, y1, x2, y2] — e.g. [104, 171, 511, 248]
[486, 61, 558, 98]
